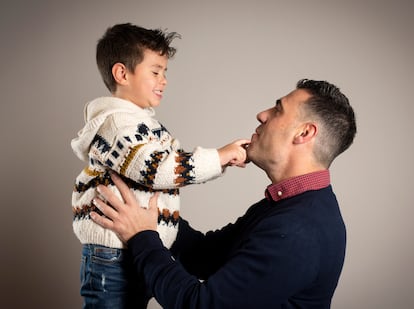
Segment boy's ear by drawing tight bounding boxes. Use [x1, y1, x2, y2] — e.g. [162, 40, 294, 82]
[293, 122, 317, 144]
[112, 63, 128, 85]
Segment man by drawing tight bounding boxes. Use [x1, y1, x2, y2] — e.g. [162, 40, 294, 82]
[91, 79, 357, 308]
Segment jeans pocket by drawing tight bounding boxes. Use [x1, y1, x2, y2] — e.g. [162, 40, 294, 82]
[92, 247, 123, 265]
[80, 245, 147, 306]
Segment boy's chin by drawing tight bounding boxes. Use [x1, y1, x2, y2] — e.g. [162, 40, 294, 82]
[149, 101, 161, 107]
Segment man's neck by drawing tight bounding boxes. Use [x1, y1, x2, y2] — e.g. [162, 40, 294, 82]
[268, 163, 326, 185]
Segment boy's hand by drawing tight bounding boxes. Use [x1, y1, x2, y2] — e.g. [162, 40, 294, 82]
[218, 139, 251, 168]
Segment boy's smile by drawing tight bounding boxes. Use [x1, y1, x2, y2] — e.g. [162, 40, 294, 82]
[117, 49, 169, 108]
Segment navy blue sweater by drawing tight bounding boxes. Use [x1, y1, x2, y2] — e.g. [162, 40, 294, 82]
[128, 186, 346, 308]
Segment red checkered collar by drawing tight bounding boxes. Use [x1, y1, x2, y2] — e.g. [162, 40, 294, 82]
[265, 170, 330, 202]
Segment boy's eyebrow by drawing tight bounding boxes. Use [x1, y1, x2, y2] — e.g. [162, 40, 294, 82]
[151, 64, 167, 70]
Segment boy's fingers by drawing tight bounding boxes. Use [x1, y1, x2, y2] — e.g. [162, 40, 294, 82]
[235, 139, 251, 146]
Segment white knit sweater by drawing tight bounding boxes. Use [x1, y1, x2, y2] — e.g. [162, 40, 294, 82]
[71, 97, 223, 249]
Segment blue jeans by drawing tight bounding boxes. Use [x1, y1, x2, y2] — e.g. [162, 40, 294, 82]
[80, 244, 150, 309]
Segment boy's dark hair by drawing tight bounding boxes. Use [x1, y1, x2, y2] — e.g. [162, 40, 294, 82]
[297, 79, 357, 167]
[96, 23, 180, 93]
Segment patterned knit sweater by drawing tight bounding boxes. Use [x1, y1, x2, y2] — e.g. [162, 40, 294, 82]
[71, 97, 223, 249]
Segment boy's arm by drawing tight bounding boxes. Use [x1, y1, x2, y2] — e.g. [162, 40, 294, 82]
[118, 140, 249, 189]
[93, 118, 247, 189]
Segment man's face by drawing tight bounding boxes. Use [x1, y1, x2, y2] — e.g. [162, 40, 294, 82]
[247, 89, 311, 173]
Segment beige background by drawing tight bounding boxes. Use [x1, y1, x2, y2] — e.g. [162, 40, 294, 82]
[1, 0, 413, 308]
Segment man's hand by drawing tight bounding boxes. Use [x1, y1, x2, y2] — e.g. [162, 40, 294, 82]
[90, 172, 159, 243]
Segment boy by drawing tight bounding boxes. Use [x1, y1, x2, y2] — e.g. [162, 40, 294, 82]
[71, 23, 248, 308]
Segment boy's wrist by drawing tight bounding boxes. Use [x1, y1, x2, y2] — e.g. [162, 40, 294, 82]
[217, 148, 230, 166]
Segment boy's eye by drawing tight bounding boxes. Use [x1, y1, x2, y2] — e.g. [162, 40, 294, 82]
[152, 71, 159, 75]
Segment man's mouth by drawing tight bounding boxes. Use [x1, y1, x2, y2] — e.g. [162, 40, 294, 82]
[250, 133, 258, 142]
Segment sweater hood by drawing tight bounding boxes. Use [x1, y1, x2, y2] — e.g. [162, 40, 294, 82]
[71, 97, 155, 162]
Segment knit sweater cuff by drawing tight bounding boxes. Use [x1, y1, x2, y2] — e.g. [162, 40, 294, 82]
[192, 147, 223, 183]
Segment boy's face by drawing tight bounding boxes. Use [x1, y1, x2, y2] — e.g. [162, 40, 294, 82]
[121, 49, 168, 108]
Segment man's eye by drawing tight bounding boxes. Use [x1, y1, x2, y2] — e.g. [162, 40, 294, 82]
[275, 99, 281, 111]
[152, 71, 159, 75]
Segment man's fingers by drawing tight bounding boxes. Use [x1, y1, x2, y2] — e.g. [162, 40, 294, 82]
[148, 192, 159, 212]
[93, 197, 119, 220]
[96, 183, 126, 212]
[110, 172, 136, 205]
[90, 210, 114, 229]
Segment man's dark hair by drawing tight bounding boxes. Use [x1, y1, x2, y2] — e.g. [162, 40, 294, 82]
[297, 79, 357, 167]
[96, 23, 180, 93]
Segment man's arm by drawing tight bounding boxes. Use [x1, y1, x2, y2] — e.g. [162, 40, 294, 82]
[91, 173, 319, 308]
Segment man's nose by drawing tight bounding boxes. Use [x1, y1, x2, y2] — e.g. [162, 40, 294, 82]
[256, 110, 267, 124]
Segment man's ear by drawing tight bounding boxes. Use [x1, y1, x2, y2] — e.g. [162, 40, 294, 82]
[112, 63, 128, 85]
[293, 123, 317, 144]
